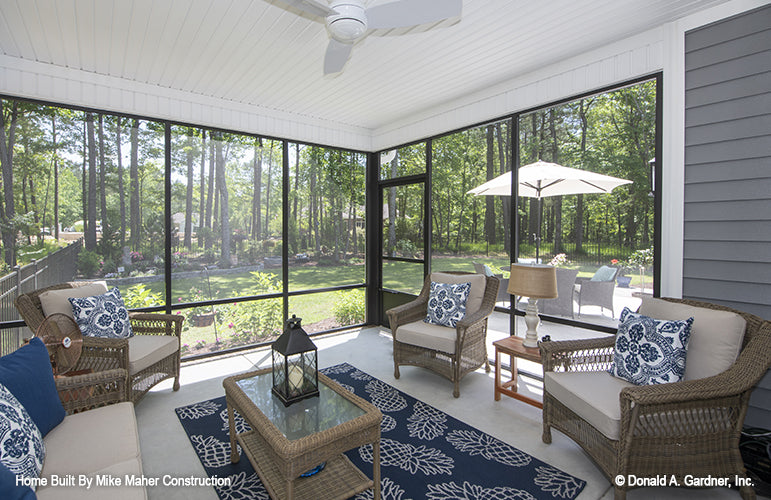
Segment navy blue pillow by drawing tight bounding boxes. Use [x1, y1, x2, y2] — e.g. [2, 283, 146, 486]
[0, 337, 65, 436]
[0, 462, 36, 500]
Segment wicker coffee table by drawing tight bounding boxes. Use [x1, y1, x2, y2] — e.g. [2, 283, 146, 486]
[223, 368, 382, 500]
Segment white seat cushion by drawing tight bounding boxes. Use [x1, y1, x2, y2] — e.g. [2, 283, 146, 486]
[39, 402, 145, 499]
[545, 371, 635, 440]
[41, 402, 140, 477]
[128, 335, 179, 375]
[38, 282, 108, 318]
[431, 272, 487, 315]
[639, 297, 746, 380]
[395, 320, 457, 354]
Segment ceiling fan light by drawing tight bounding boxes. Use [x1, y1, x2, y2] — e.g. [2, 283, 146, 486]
[326, 2, 368, 43]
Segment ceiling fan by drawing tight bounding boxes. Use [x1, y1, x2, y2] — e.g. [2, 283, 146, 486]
[269, 0, 463, 75]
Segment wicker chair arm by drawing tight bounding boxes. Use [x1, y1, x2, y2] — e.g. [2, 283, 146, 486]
[55, 368, 128, 414]
[129, 312, 184, 337]
[386, 299, 428, 329]
[77, 336, 129, 372]
[540, 336, 616, 372]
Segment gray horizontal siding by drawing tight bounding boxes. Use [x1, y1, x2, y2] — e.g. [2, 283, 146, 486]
[684, 4, 771, 430]
[686, 93, 771, 127]
[684, 200, 771, 221]
[684, 157, 770, 183]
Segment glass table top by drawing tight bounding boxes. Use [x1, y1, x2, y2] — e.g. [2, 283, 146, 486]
[236, 371, 366, 441]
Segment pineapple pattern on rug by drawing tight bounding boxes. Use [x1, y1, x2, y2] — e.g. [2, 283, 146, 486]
[175, 362, 585, 500]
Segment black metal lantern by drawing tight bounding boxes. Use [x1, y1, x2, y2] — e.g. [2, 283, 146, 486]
[271, 315, 319, 406]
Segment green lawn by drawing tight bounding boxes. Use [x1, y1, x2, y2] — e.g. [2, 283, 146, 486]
[119, 256, 651, 357]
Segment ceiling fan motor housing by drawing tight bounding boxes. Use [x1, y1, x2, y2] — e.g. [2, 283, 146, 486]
[326, 1, 367, 43]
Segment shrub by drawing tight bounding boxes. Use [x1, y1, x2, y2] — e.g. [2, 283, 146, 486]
[78, 250, 102, 277]
[332, 289, 366, 325]
[123, 283, 163, 308]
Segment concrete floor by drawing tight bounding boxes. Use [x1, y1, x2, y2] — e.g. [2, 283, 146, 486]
[136, 315, 763, 500]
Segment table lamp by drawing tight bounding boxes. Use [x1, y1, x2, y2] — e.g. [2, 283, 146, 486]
[507, 264, 558, 348]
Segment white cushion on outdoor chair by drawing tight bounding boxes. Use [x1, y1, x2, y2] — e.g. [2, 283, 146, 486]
[639, 297, 746, 381]
[395, 320, 457, 354]
[38, 282, 108, 318]
[431, 272, 486, 315]
[545, 371, 635, 440]
[128, 335, 179, 375]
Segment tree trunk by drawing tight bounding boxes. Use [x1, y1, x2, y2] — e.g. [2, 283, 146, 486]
[264, 141, 274, 239]
[85, 113, 98, 251]
[198, 130, 206, 248]
[252, 138, 263, 239]
[129, 119, 140, 251]
[204, 137, 215, 249]
[183, 128, 194, 249]
[549, 109, 563, 254]
[115, 117, 126, 249]
[0, 101, 18, 266]
[214, 133, 230, 267]
[387, 152, 398, 256]
[575, 99, 591, 253]
[495, 123, 511, 253]
[484, 125, 496, 245]
[52, 115, 59, 241]
[98, 114, 108, 235]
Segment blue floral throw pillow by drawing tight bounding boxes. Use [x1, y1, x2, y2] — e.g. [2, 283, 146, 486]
[610, 307, 694, 385]
[69, 287, 134, 339]
[0, 383, 45, 491]
[424, 281, 471, 328]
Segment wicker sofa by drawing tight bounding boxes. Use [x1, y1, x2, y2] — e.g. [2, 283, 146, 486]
[36, 369, 146, 499]
[387, 271, 499, 398]
[15, 282, 183, 403]
[541, 297, 771, 499]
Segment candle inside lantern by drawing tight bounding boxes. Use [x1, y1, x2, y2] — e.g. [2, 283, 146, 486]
[288, 364, 303, 392]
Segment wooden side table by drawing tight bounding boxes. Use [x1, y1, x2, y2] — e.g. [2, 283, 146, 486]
[493, 335, 543, 409]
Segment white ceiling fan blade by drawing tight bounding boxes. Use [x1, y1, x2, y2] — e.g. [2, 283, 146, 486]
[324, 39, 354, 75]
[367, 0, 462, 29]
[268, 0, 338, 20]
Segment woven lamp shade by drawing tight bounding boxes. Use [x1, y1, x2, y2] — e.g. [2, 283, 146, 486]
[507, 264, 558, 299]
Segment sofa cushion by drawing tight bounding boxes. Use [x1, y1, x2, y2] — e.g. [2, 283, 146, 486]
[36, 458, 145, 500]
[0, 384, 45, 489]
[610, 307, 693, 385]
[69, 287, 134, 339]
[128, 335, 179, 375]
[0, 337, 65, 436]
[38, 282, 108, 319]
[41, 402, 140, 478]
[425, 281, 471, 328]
[545, 371, 635, 440]
[431, 272, 486, 315]
[395, 320, 457, 354]
[639, 297, 746, 380]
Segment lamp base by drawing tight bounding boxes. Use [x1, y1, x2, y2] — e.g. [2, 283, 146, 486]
[522, 298, 541, 348]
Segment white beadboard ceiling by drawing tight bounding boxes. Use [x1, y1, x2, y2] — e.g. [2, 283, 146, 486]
[0, 0, 731, 135]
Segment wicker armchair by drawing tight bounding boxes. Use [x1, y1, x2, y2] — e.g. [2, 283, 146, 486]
[540, 268, 579, 318]
[387, 271, 499, 398]
[15, 282, 183, 404]
[541, 298, 771, 500]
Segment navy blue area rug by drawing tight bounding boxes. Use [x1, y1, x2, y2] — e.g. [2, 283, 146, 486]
[175, 362, 586, 499]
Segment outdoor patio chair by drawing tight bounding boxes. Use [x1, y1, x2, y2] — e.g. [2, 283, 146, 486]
[472, 262, 510, 304]
[576, 265, 618, 317]
[541, 297, 771, 500]
[15, 282, 183, 404]
[540, 268, 579, 318]
[387, 271, 499, 398]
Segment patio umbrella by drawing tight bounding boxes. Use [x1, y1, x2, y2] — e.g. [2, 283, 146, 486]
[468, 160, 632, 261]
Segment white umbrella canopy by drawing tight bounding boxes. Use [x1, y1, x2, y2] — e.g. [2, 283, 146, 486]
[468, 160, 632, 262]
[468, 160, 632, 198]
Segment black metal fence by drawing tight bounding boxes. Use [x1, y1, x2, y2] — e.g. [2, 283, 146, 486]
[0, 240, 82, 355]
